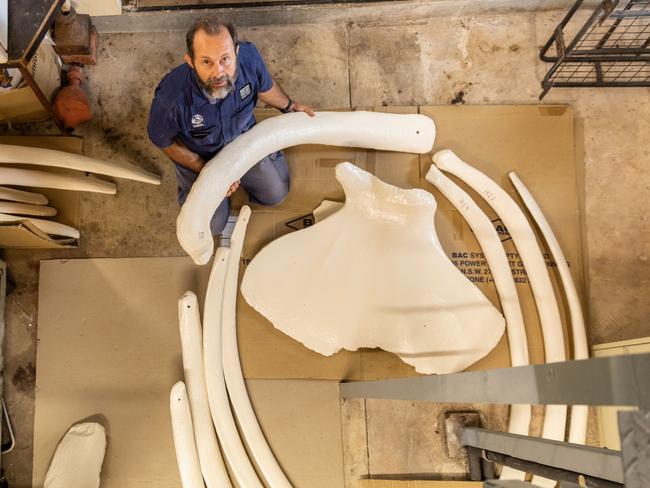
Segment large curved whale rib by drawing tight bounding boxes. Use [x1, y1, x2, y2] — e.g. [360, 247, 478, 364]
[203, 247, 263, 488]
[509, 171, 589, 446]
[0, 186, 48, 205]
[221, 206, 293, 488]
[434, 150, 567, 488]
[177, 111, 436, 265]
[170, 382, 206, 488]
[425, 162, 531, 481]
[0, 144, 161, 185]
[0, 213, 79, 239]
[178, 292, 232, 488]
[0, 167, 116, 194]
[242, 163, 505, 374]
[0, 201, 56, 217]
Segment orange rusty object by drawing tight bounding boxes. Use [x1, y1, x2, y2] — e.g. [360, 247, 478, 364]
[53, 65, 92, 129]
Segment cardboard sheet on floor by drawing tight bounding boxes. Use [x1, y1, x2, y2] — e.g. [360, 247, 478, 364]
[0, 136, 82, 248]
[34, 258, 344, 488]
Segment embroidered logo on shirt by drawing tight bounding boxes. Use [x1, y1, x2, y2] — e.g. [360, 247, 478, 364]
[191, 114, 205, 128]
[239, 83, 252, 101]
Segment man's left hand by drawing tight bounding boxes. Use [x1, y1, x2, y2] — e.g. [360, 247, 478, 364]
[291, 102, 315, 117]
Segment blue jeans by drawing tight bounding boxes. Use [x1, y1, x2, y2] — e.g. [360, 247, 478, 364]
[176, 150, 290, 235]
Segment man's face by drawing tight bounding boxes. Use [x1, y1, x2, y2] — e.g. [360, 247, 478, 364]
[185, 28, 238, 101]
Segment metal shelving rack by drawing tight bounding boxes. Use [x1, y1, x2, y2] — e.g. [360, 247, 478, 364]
[539, 0, 650, 99]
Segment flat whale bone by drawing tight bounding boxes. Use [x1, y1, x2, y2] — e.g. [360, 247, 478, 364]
[241, 162, 505, 374]
[0, 143, 161, 184]
[0, 186, 48, 204]
[0, 212, 79, 238]
[0, 201, 57, 216]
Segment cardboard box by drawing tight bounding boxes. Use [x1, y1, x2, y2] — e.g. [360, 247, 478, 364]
[0, 136, 81, 248]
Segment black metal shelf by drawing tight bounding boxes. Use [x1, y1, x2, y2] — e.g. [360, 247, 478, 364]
[539, 0, 650, 99]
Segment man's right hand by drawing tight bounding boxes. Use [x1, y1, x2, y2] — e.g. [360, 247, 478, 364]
[226, 181, 240, 197]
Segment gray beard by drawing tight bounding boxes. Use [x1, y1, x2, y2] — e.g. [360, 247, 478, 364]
[199, 69, 237, 104]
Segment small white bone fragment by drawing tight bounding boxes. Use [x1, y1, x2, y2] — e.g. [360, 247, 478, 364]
[222, 206, 293, 488]
[203, 246, 264, 488]
[426, 163, 531, 480]
[0, 144, 161, 184]
[0, 212, 79, 238]
[242, 163, 505, 374]
[0, 201, 56, 216]
[0, 185, 48, 204]
[433, 149, 567, 488]
[43, 422, 106, 488]
[178, 291, 232, 488]
[177, 111, 436, 265]
[170, 382, 205, 488]
[509, 171, 589, 446]
[0, 167, 116, 194]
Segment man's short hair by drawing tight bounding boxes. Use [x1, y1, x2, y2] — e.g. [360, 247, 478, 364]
[186, 17, 239, 60]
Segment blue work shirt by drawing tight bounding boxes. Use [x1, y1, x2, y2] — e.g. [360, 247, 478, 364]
[147, 41, 273, 180]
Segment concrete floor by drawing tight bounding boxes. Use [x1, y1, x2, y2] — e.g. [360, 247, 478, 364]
[1, 2, 648, 486]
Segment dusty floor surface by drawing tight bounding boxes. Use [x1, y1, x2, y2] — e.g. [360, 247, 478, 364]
[0, 3, 647, 486]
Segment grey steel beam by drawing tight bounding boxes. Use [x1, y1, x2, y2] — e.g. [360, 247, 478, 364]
[340, 354, 650, 408]
[462, 428, 624, 484]
[619, 410, 650, 488]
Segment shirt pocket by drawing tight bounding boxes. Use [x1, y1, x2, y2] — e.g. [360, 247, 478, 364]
[189, 126, 215, 140]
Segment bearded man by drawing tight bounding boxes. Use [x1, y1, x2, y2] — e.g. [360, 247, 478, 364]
[148, 17, 314, 235]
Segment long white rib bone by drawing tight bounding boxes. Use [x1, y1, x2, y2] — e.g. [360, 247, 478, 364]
[0, 167, 116, 194]
[177, 111, 436, 265]
[0, 201, 56, 217]
[169, 382, 205, 488]
[0, 213, 79, 239]
[0, 186, 48, 204]
[425, 163, 531, 481]
[0, 144, 161, 185]
[509, 171, 589, 446]
[203, 246, 264, 488]
[178, 291, 232, 488]
[222, 206, 292, 488]
[433, 150, 567, 488]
